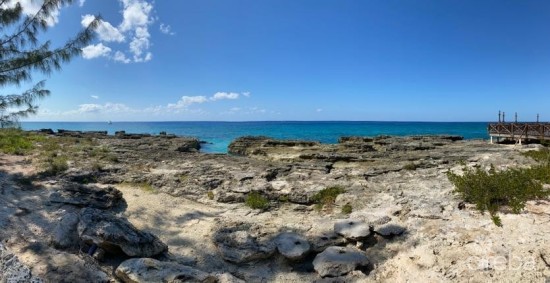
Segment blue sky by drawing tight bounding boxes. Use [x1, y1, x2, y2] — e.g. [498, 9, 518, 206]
[10, 0, 550, 122]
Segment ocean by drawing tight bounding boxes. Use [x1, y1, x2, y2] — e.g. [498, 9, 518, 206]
[21, 121, 489, 153]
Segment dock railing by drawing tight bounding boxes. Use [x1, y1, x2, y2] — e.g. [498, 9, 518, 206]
[488, 122, 550, 144]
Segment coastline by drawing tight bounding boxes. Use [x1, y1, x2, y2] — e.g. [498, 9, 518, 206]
[1, 131, 549, 282]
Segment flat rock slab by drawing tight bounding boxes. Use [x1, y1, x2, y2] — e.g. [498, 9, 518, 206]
[116, 258, 215, 283]
[312, 246, 370, 278]
[49, 182, 123, 209]
[274, 232, 311, 260]
[78, 208, 167, 257]
[214, 228, 276, 264]
[334, 219, 372, 240]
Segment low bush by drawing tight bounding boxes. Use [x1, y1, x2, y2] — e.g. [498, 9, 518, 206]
[447, 163, 550, 226]
[44, 155, 69, 175]
[341, 203, 353, 214]
[245, 191, 269, 210]
[313, 186, 345, 211]
[403, 163, 418, 171]
[0, 129, 34, 155]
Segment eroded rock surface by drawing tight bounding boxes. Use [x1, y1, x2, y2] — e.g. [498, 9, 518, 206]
[78, 208, 168, 257]
[312, 246, 370, 277]
[115, 258, 216, 283]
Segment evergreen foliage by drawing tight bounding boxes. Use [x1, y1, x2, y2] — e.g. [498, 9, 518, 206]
[0, 0, 98, 127]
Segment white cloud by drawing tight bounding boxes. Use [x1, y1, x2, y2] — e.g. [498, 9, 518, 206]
[211, 92, 240, 101]
[119, 0, 153, 32]
[81, 14, 125, 42]
[77, 103, 131, 113]
[81, 0, 155, 63]
[159, 23, 174, 35]
[79, 0, 86, 7]
[242, 92, 251, 97]
[91, 95, 99, 99]
[113, 51, 131, 63]
[167, 96, 208, 109]
[82, 43, 111, 59]
[316, 108, 323, 112]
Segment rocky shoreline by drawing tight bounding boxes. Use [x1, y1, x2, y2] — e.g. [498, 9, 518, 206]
[1, 130, 550, 282]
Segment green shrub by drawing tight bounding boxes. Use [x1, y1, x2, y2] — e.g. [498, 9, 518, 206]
[0, 129, 34, 155]
[245, 191, 269, 210]
[447, 164, 550, 226]
[207, 191, 214, 200]
[313, 186, 345, 211]
[44, 155, 69, 175]
[341, 203, 353, 214]
[403, 163, 418, 171]
[522, 148, 550, 163]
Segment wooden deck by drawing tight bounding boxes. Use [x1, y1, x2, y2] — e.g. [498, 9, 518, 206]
[488, 122, 550, 144]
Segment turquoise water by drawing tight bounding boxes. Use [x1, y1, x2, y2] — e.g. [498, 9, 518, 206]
[21, 121, 489, 153]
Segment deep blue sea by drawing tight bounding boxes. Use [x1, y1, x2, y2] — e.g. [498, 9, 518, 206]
[21, 121, 489, 153]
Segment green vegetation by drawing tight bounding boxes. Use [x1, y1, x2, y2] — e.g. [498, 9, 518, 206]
[0, 129, 34, 155]
[245, 191, 270, 210]
[403, 163, 419, 171]
[207, 191, 214, 200]
[341, 203, 353, 214]
[313, 186, 345, 211]
[447, 153, 550, 226]
[522, 148, 550, 163]
[43, 155, 69, 175]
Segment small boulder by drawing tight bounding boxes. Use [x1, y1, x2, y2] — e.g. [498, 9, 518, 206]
[115, 258, 216, 283]
[334, 219, 371, 240]
[312, 246, 370, 277]
[78, 208, 167, 257]
[274, 232, 311, 260]
[374, 223, 406, 237]
[214, 228, 276, 264]
[51, 212, 79, 249]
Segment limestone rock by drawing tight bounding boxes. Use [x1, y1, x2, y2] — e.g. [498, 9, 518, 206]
[312, 246, 370, 278]
[274, 232, 311, 260]
[115, 258, 216, 283]
[175, 138, 201, 152]
[215, 273, 245, 283]
[78, 208, 167, 257]
[214, 228, 276, 264]
[309, 231, 346, 253]
[0, 244, 43, 283]
[334, 219, 372, 240]
[49, 182, 123, 209]
[51, 212, 79, 249]
[374, 223, 406, 237]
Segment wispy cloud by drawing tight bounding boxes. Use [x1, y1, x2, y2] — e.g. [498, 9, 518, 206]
[159, 23, 174, 35]
[211, 92, 240, 101]
[91, 95, 99, 99]
[79, 0, 86, 7]
[81, 0, 155, 63]
[316, 108, 323, 112]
